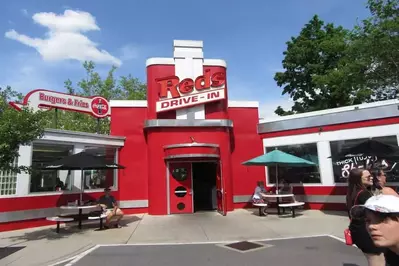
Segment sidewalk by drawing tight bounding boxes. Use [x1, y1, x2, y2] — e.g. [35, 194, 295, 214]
[0, 209, 349, 266]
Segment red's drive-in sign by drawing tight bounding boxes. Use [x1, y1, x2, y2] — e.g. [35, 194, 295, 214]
[9, 89, 110, 118]
[155, 70, 226, 112]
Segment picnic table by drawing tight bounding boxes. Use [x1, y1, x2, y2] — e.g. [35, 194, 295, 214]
[60, 205, 100, 229]
[262, 193, 294, 215]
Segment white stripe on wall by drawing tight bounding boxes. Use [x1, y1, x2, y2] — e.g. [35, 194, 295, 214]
[0, 200, 148, 223]
[233, 195, 346, 204]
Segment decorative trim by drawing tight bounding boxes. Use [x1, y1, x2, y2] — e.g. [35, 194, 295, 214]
[0, 207, 59, 223]
[118, 200, 148, 208]
[262, 124, 399, 147]
[165, 154, 220, 160]
[203, 59, 227, 67]
[108, 100, 258, 108]
[166, 161, 171, 215]
[174, 40, 203, 48]
[146, 58, 174, 66]
[35, 129, 126, 148]
[228, 101, 259, 108]
[258, 99, 399, 133]
[44, 129, 125, 141]
[0, 200, 148, 223]
[110, 100, 147, 107]
[146, 58, 227, 68]
[144, 119, 233, 128]
[164, 143, 219, 149]
[233, 194, 345, 204]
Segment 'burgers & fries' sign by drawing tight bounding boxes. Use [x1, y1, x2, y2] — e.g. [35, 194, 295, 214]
[9, 89, 110, 118]
[155, 70, 226, 112]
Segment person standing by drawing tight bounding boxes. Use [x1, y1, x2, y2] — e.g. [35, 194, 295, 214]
[346, 168, 385, 266]
[350, 194, 399, 266]
[372, 169, 398, 196]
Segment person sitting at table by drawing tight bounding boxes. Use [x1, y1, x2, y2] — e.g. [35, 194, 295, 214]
[279, 179, 295, 203]
[252, 181, 270, 214]
[278, 179, 293, 194]
[98, 187, 124, 229]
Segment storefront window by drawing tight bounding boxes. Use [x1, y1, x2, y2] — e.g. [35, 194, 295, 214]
[0, 158, 18, 195]
[83, 146, 117, 190]
[266, 143, 321, 184]
[30, 143, 74, 193]
[330, 136, 399, 183]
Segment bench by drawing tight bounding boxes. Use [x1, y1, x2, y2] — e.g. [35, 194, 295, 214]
[46, 216, 74, 233]
[88, 213, 107, 230]
[253, 203, 268, 216]
[278, 202, 305, 218]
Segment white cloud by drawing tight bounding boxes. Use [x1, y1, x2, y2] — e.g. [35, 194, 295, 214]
[5, 10, 122, 66]
[120, 44, 139, 61]
[21, 9, 28, 16]
[259, 97, 294, 120]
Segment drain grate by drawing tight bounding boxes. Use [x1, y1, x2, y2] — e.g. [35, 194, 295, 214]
[218, 241, 273, 253]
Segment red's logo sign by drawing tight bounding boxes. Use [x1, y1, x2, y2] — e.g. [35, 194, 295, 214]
[156, 70, 226, 99]
[155, 70, 226, 112]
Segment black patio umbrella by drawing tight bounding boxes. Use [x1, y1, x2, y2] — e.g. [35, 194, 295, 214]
[42, 151, 125, 203]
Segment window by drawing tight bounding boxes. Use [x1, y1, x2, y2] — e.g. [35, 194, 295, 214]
[330, 136, 399, 183]
[266, 143, 321, 184]
[0, 158, 18, 195]
[83, 146, 117, 190]
[30, 143, 74, 193]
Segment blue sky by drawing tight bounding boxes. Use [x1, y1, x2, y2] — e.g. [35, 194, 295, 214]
[0, 0, 371, 118]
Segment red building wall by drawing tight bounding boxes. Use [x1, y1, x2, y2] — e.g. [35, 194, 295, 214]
[110, 106, 149, 214]
[228, 107, 266, 208]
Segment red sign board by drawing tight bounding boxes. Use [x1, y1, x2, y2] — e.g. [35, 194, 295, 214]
[156, 70, 226, 112]
[9, 89, 110, 118]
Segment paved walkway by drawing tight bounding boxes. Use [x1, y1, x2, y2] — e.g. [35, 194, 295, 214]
[71, 236, 364, 266]
[0, 209, 352, 266]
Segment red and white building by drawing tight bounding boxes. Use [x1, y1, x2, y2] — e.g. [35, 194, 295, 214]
[1, 40, 399, 232]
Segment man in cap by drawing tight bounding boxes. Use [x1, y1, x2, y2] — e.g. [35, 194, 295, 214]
[351, 194, 399, 265]
[98, 187, 124, 229]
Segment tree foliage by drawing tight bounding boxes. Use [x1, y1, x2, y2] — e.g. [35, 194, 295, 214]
[0, 86, 46, 172]
[46, 61, 147, 134]
[355, 0, 399, 99]
[274, 0, 399, 115]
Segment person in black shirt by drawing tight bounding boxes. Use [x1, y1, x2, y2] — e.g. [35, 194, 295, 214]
[98, 187, 124, 229]
[346, 168, 385, 266]
[351, 194, 399, 266]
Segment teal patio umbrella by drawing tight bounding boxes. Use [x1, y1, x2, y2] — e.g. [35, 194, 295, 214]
[242, 149, 316, 194]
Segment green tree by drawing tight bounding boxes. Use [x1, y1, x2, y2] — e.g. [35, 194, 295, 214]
[0, 86, 46, 172]
[274, 15, 373, 115]
[353, 0, 399, 99]
[49, 61, 147, 134]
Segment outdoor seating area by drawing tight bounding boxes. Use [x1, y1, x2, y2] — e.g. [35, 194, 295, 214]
[244, 149, 309, 219]
[46, 203, 107, 233]
[36, 150, 126, 233]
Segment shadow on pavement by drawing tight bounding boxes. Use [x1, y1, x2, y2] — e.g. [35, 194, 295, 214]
[0, 246, 25, 260]
[2, 215, 141, 243]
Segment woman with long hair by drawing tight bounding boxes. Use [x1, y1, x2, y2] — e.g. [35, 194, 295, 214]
[346, 168, 385, 266]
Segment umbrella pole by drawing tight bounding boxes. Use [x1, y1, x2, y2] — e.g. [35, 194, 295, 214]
[275, 165, 279, 195]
